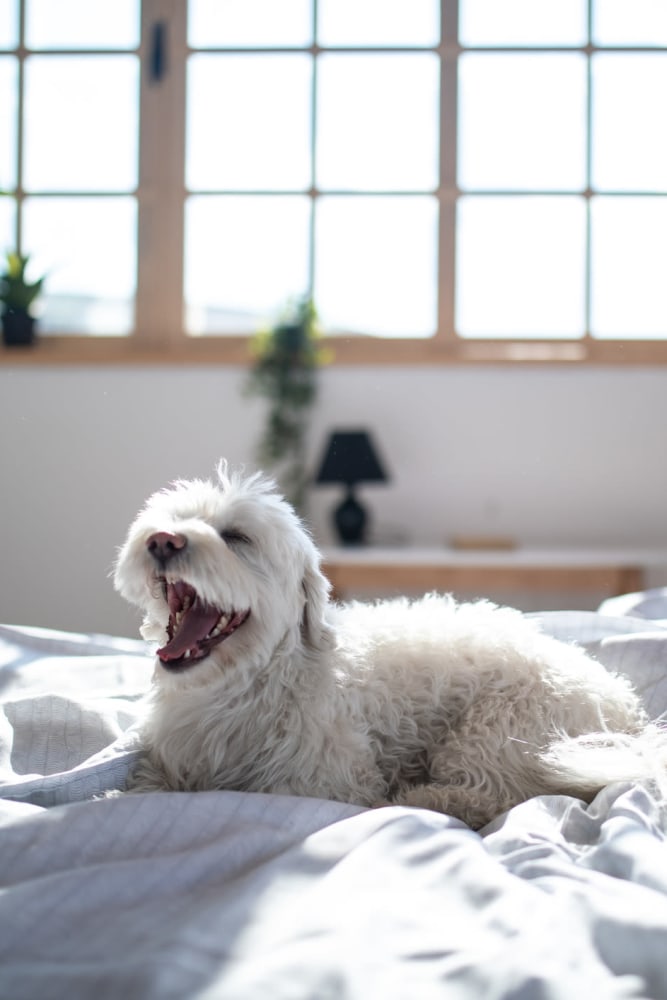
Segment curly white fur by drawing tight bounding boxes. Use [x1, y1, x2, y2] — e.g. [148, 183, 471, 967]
[114, 463, 666, 829]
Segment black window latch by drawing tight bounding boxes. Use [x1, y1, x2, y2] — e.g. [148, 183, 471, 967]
[150, 21, 167, 83]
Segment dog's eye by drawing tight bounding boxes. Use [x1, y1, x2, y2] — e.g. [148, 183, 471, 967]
[221, 528, 250, 546]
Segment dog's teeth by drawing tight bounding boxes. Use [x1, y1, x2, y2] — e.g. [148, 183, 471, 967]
[209, 615, 230, 638]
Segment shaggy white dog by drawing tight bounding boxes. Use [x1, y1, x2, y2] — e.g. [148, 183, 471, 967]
[114, 463, 665, 829]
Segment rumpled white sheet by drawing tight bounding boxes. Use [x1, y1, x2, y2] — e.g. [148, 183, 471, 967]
[1, 605, 667, 999]
[1, 785, 667, 999]
[0, 623, 150, 805]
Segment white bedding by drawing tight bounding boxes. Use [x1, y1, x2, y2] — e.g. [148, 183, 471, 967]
[2, 603, 667, 999]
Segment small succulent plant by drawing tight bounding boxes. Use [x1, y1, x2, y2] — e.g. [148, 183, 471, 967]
[0, 251, 44, 316]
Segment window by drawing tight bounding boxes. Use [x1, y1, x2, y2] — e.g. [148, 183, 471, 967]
[1, 0, 140, 338]
[455, 0, 667, 362]
[2, 0, 667, 364]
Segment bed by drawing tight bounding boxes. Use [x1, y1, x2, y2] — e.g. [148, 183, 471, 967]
[2, 593, 667, 999]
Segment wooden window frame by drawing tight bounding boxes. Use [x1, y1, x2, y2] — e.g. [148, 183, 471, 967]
[3, 0, 667, 367]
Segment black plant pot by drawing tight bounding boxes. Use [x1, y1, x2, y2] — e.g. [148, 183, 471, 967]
[2, 309, 36, 347]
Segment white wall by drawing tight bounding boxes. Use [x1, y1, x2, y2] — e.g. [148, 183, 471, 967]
[1, 363, 667, 637]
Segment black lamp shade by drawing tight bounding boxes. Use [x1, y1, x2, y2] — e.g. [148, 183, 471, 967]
[315, 431, 388, 545]
[315, 431, 387, 487]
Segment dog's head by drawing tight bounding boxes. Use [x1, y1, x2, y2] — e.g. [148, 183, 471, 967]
[114, 463, 333, 683]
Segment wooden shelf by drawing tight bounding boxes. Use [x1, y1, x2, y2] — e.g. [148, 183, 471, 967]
[320, 546, 667, 601]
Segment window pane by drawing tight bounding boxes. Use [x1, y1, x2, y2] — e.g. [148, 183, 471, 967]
[185, 195, 310, 334]
[318, 0, 439, 47]
[0, 194, 15, 251]
[22, 197, 137, 335]
[0, 56, 17, 190]
[189, 0, 312, 48]
[592, 55, 667, 192]
[460, 0, 587, 46]
[458, 54, 586, 191]
[315, 196, 438, 337]
[26, 0, 139, 49]
[316, 54, 439, 191]
[187, 54, 312, 191]
[0, 0, 17, 49]
[456, 196, 586, 338]
[591, 197, 667, 339]
[24, 56, 138, 192]
[594, 0, 667, 46]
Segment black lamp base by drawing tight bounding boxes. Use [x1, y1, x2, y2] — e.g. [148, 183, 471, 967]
[333, 489, 367, 545]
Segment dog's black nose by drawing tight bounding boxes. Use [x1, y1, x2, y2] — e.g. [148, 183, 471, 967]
[146, 531, 187, 565]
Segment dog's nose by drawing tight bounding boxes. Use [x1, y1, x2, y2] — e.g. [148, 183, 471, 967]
[146, 531, 187, 565]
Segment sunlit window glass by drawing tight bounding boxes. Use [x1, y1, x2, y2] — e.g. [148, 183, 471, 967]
[188, 0, 312, 48]
[0, 56, 17, 191]
[592, 54, 667, 192]
[458, 53, 586, 191]
[23, 196, 137, 335]
[0, 0, 17, 49]
[23, 56, 138, 193]
[318, 0, 439, 47]
[315, 196, 438, 337]
[187, 54, 312, 192]
[25, 0, 139, 49]
[0, 195, 15, 253]
[460, 0, 587, 46]
[456, 196, 586, 338]
[591, 197, 667, 339]
[593, 0, 667, 46]
[317, 54, 439, 192]
[185, 195, 311, 335]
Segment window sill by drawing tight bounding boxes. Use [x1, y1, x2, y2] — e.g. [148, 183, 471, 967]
[2, 335, 667, 367]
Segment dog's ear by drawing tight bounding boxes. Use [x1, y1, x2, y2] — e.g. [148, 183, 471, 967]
[301, 553, 335, 652]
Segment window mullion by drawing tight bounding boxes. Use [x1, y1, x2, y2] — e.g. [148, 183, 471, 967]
[15, 0, 27, 252]
[584, 0, 593, 340]
[438, 0, 458, 348]
[135, 0, 187, 348]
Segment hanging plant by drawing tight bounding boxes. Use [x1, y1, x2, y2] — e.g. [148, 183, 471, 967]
[246, 297, 330, 512]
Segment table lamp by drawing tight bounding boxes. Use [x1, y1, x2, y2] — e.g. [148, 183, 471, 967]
[315, 430, 388, 545]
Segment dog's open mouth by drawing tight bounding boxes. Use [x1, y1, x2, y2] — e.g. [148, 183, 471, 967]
[157, 579, 250, 670]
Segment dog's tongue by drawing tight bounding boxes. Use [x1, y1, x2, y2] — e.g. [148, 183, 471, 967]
[158, 597, 220, 662]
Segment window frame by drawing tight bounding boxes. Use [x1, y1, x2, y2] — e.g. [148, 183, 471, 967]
[3, 0, 667, 367]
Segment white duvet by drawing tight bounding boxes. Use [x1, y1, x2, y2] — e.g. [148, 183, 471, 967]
[1, 604, 667, 999]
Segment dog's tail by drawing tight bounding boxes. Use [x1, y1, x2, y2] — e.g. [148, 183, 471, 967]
[540, 723, 667, 800]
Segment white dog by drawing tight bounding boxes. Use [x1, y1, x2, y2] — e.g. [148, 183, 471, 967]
[114, 463, 665, 829]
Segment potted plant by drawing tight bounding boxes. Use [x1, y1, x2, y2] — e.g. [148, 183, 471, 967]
[1, 251, 45, 347]
[246, 297, 330, 512]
